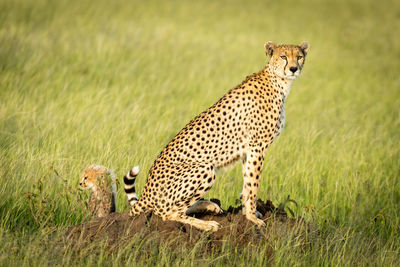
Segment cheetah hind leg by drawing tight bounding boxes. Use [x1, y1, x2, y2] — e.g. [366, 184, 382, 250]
[168, 213, 221, 232]
[164, 162, 221, 231]
[186, 200, 223, 215]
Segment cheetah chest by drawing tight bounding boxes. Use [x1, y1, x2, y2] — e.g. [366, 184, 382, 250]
[259, 96, 286, 143]
[278, 105, 286, 135]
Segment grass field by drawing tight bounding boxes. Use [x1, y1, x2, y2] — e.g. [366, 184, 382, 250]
[1, 0, 399, 265]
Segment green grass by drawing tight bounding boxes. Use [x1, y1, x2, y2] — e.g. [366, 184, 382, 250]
[1, 0, 399, 265]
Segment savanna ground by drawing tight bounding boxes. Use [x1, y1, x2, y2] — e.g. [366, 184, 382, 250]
[1, 0, 399, 265]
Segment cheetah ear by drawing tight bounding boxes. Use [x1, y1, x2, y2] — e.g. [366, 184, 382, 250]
[299, 41, 309, 55]
[264, 41, 277, 57]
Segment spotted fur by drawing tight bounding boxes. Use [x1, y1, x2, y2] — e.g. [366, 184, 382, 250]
[126, 42, 309, 231]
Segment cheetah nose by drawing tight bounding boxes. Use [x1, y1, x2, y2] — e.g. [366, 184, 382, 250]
[289, 66, 298, 73]
[79, 182, 82, 186]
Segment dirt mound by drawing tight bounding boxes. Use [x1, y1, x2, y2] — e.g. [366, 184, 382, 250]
[66, 199, 309, 253]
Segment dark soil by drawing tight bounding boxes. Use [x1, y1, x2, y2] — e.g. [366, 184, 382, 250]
[66, 199, 310, 254]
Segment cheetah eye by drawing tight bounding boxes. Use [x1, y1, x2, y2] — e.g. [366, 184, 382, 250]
[280, 55, 287, 60]
[297, 56, 303, 60]
[83, 176, 88, 180]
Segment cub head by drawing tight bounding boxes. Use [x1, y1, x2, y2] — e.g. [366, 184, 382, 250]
[79, 165, 108, 191]
[265, 41, 309, 80]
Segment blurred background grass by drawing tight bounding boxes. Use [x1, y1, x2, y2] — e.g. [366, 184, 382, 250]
[0, 0, 399, 265]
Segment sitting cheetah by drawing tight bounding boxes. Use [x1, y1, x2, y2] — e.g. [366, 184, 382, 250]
[125, 42, 309, 231]
[79, 165, 117, 218]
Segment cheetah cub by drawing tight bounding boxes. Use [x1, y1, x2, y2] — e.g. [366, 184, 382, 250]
[125, 42, 309, 231]
[79, 165, 117, 218]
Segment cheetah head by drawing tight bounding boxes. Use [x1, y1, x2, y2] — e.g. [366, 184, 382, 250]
[79, 165, 108, 191]
[265, 41, 309, 80]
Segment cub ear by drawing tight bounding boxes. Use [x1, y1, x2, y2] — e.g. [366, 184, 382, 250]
[299, 41, 310, 55]
[264, 41, 277, 57]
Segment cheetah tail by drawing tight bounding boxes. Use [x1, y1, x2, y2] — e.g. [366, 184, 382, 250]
[123, 166, 140, 206]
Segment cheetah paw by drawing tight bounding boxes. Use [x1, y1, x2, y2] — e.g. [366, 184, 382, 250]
[247, 215, 266, 228]
[204, 220, 221, 232]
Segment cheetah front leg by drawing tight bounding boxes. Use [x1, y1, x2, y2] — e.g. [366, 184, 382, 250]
[241, 145, 266, 227]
